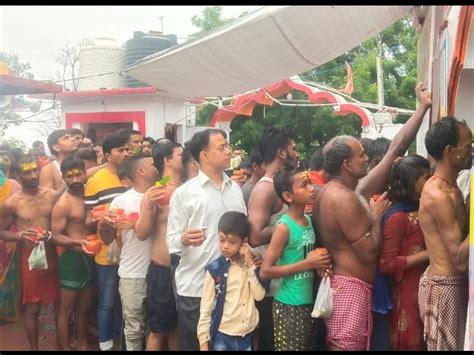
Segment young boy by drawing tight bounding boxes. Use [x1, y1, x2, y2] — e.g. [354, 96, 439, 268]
[197, 211, 267, 351]
[260, 165, 332, 351]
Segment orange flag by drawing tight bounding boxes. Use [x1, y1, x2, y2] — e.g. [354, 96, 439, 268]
[341, 62, 353, 95]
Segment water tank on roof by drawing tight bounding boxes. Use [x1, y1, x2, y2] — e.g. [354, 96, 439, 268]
[125, 31, 178, 87]
[78, 37, 126, 91]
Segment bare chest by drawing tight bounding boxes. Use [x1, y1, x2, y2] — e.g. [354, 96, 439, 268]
[15, 196, 54, 226]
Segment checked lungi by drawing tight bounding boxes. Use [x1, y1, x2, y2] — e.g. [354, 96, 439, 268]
[325, 274, 373, 350]
[418, 267, 468, 351]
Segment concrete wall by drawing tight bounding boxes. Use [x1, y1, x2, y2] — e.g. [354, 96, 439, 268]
[456, 69, 474, 129]
[415, 6, 474, 156]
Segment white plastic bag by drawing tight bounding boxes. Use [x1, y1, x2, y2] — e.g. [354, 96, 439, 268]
[311, 276, 333, 318]
[28, 241, 48, 271]
[107, 239, 121, 263]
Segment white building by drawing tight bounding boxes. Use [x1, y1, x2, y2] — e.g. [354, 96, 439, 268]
[51, 87, 197, 144]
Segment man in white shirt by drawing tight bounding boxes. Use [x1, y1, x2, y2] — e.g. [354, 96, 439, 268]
[167, 129, 247, 350]
[99, 154, 158, 350]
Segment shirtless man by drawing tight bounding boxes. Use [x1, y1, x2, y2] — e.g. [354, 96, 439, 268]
[0, 154, 61, 350]
[40, 129, 78, 192]
[418, 117, 471, 350]
[313, 83, 432, 350]
[314, 137, 390, 350]
[51, 156, 96, 350]
[135, 141, 183, 350]
[247, 126, 298, 351]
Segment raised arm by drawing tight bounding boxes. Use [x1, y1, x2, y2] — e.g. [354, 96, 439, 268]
[248, 184, 277, 247]
[357, 83, 432, 199]
[135, 186, 166, 241]
[39, 164, 55, 189]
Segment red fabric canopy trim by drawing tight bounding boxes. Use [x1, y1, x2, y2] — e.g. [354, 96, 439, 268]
[209, 78, 370, 127]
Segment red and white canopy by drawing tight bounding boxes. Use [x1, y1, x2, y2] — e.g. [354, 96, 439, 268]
[209, 76, 373, 127]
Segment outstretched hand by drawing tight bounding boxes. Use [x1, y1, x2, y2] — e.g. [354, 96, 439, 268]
[416, 82, 431, 108]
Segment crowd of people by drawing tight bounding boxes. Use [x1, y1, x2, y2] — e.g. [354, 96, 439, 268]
[0, 82, 471, 351]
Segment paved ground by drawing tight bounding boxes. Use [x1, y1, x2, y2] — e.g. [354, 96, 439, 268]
[0, 304, 101, 351]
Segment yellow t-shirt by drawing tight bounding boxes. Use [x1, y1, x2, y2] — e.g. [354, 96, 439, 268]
[85, 168, 127, 265]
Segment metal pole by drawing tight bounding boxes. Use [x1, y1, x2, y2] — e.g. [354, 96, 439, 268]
[159, 17, 164, 33]
[376, 36, 385, 107]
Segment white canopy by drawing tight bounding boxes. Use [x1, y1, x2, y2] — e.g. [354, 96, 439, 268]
[126, 6, 413, 101]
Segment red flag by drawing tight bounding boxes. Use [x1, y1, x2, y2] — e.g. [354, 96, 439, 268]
[341, 62, 353, 95]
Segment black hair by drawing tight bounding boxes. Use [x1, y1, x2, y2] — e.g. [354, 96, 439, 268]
[358, 137, 373, 153]
[47, 129, 69, 157]
[60, 156, 85, 175]
[123, 153, 149, 182]
[309, 148, 324, 171]
[274, 164, 306, 203]
[117, 128, 142, 142]
[152, 141, 181, 176]
[156, 137, 172, 145]
[237, 157, 252, 170]
[101, 132, 128, 157]
[255, 126, 295, 164]
[29, 147, 44, 158]
[117, 164, 128, 182]
[218, 211, 250, 240]
[298, 159, 309, 170]
[15, 154, 36, 168]
[249, 147, 264, 166]
[143, 136, 155, 144]
[388, 155, 430, 203]
[323, 136, 353, 177]
[182, 140, 196, 182]
[189, 129, 227, 163]
[425, 116, 468, 161]
[75, 147, 97, 162]
[0, 150, 13, 160]
[68, 128, 84, 137]
[366, 137, 391, 166]
[32, 140, 44, 148]
[77, 141, 92, 149]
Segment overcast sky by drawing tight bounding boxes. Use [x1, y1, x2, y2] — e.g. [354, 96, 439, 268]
[0, 6, 262, 146]
[0, 6, 263, 80]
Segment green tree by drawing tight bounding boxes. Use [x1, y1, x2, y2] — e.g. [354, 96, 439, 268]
[0, 52, 34, 79]
[0, 136, 27, 152]
[0, 52, 36, 133]
[301, 16, 417, 119]
[230, 91, 362, 160]
[190, 6, 248, 38]
[222, 15, 417, 158]
[190, 6, 233, 37]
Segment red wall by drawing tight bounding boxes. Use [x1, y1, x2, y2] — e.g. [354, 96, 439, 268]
[65, 111, 146, 134]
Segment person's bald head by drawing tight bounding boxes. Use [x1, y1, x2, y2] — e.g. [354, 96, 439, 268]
[323, 136, 368, 179]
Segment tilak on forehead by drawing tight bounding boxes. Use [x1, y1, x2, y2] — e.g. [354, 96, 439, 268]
[65, 168, 82, 177]
[299, 171, 310, 181]
[20, 162, 38, 172]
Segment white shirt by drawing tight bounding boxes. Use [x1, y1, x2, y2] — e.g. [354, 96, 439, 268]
[110, 188, 152, 279]
[167, 170, 247, 297]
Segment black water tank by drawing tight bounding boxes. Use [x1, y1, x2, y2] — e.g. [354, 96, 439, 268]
[125, 31, 178, 87]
